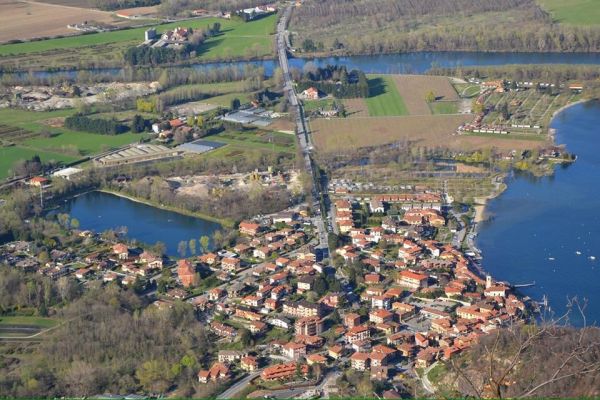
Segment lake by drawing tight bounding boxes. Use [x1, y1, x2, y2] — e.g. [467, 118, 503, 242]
[14, 51, 600, 80]
[57, 191, 221, 257]
[477, 101, 600, 326]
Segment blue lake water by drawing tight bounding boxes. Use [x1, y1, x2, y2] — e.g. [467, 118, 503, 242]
[477, 101, 600, 325]
[57, 191, 220, 257]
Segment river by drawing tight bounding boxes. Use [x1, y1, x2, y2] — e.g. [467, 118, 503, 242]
[56, 191, 221, 257]
[15, 51, 600, 80]
[477, 101, 600, 326]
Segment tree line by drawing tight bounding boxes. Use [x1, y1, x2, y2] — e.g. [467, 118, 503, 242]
[95, 0, 160, 11]
[65, 115, 128, 135]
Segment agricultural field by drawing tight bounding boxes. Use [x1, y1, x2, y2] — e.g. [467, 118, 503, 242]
[211, 128, 296, 154]
[365, 75, 408, 117]
[342, 98, 369, 118]
[392, 74, 459, 115]
[0, 0, 144, 43]
[310, 113, 548, 153]
[537, 0, 600, 25]
[0, 108, 150, 180]
[453, 83, 481, 98]
[0, 13, 277, 70]
[430, 101, 459, 114]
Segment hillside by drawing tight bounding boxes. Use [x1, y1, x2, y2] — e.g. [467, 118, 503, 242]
[433, 326, 600, 398]
[289, 0, 600, 55]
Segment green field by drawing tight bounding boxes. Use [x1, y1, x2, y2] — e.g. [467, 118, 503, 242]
[0, 108, 150, 180]
[537, 0, 600, 25]
[0, 316, 58, 328]
[365, 75, 409, 117]
[303, 99, 335, 112]
[0, 14, 277, 57]
[430, 101, 459, 114]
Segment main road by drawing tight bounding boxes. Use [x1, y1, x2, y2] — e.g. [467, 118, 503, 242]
[276, 5, 331, 261]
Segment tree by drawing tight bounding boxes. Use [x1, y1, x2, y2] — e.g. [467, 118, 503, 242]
[188, 239, 197, 255]
[131, 114, 147, 133]
[425, 90, 436, 103]
[177, 241, 187, 257]
[239, 328, 253, 347]
[135, 360, 171, 393]
[230, 98, 241, 110]
[199, 235, 210, 254]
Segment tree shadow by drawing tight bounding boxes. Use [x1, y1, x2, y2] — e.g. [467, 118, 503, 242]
[368, 77, 386, 97]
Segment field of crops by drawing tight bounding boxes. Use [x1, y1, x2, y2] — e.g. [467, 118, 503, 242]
[392, 74, 459, 115]
[310, 113, 547, 153]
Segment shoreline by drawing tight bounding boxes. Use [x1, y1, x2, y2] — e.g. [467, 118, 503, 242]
[97, 188, 235, 228]
[473, 98, 592, 224]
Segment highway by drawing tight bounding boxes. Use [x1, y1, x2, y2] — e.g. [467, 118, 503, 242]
[276, 5, 331, 261]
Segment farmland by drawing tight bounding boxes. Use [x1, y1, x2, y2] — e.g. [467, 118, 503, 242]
[0, 13, 277, 70]
[392, 74, 459, 115]
[310, 113, 549, 153]
[0, 0, 137, 43]
[365, 76, 409, 116]
[537, 0, 600, 25]
[0, 108, 150, 180]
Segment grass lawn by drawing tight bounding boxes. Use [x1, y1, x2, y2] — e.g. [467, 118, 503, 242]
[365, 75, 409, 117]
[202, 92, 252, 107]
[0, 108, 150, 179]
[537, 0, 600, 25]
[454, 83, 481, 98]
[0, 146, 76, 180]
[303, 98, 335, 112]
[0, 14, 277, 60]
[430, 101, 459, 114]
[0, 316, 58, 328]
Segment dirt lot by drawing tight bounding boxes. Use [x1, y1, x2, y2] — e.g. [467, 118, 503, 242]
[0, 0, 125, 42]
[311, 114, 548, 153]
[343, 98, 369, 118]
[392, 75, 459, 116]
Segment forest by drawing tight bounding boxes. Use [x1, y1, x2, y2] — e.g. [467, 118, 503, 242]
[0, 277, 214, 397]
[290, 0, 600, 54]
[96, 0, 160, 11]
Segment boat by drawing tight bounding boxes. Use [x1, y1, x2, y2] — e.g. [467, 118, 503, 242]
[589, 256, 596, 260]
[576, 251, 582, 255]
[548, 257, 555, 261]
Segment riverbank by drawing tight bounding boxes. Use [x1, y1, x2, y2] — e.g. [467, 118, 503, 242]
[98, 188, 235, 228]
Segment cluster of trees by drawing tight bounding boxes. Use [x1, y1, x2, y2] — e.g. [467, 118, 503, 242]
[295, 64, 369, 98]
[0, 284, 213, 397]
[0, 266, 81, 316]
[291, 0, 600, 54]
[95, 0, 159, 11]
[123, 46, 187, 67]
[65, 115, 127, 135]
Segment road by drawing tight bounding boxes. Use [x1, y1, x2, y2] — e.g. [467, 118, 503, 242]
[216, 370, 262, 399]
[421, 361, 438, 395]
[276, 5, 331, 262]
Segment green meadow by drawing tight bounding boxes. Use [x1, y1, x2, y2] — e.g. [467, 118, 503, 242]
[365, 75, 409, 117]
[537, 0, 600, 25]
